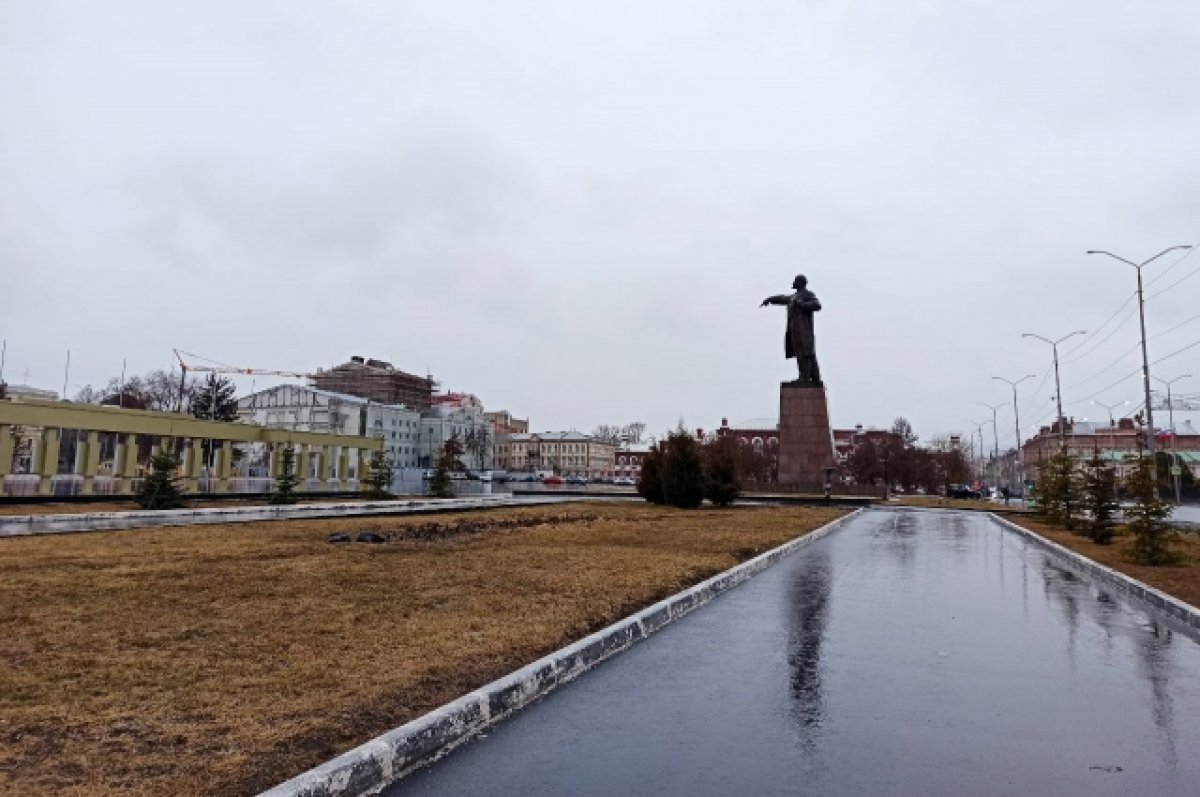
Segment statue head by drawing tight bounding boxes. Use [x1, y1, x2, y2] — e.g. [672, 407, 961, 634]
[792, 274, 808, 290]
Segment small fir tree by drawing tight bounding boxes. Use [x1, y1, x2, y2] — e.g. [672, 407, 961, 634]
[136, 449, 186, 510]
[1124, 455, 1175, 564]
[269, 443, 299, 505]
[190, 373, 239, 421]
[1081, 451, 1118, 544]
[1032, 448, 1082, 529]
[365, 449, 394, 499]
[704, 436, 742, 507]
[636, 443, 666, 504]
[428, 439, 461, 499]
[661, 426, 706, 509]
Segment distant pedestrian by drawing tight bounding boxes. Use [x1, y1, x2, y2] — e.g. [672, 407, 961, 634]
[1001, 485, 1011, 505]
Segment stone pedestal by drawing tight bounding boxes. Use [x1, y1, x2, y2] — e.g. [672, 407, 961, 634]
[777, 383, 836, 491]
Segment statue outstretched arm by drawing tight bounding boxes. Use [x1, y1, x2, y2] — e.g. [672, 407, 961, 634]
[760, 294, 791, 307]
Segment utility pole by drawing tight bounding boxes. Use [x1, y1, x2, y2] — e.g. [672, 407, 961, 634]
[969, 419, 991, 486]
[993, 373, 1036, 491]
[978, 401, 1002, 488]
[1023, 330, 1087, 446]
[1153, 374, 1191, 504]
[1087, 246, 1193, 478]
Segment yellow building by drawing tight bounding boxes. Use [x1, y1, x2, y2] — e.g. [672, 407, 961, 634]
[496, 431, 615, 479]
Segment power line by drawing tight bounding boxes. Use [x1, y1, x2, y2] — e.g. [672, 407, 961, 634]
[1059, 302, 1139, 365]
[1063, 339, 1141, 390]
[1060, 292, 1137, 358]
[1145, 244, 1200, 293]
[1148, 309, 1200, 342]
[1151, 336, 1200, 367]
[1069, 366, 1144, 406]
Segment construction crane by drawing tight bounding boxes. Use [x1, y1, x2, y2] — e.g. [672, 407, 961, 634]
[173, 349, 316, 411]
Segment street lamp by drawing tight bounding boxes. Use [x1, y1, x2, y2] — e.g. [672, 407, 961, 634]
[993, 373, 1037, 490]
[968, 418, 993, 486]
[1087, 245, 1193, 468]
[978, 401, 1003, 487]
[1152, 373, 1191, 504]
[1091, 399, 1129, 428]
[1023, 330, 1087, 446]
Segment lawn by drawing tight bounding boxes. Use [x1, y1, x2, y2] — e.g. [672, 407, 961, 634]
[0, 502, 844, 797]
[0, 496, 409, 516]
[1006, 516, 1200, 610]
[892, 494, 1031, 513]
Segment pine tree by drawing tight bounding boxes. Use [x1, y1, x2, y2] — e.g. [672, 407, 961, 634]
[1081, 451, 1118, 544]
[1124, 455, 1175, 564]
[704, 436, 742, 506]
[636, 444, 665, 504]
[661, 426, 706, 509]
[428, 438, 460, 499]
[190, 374, 239, 421]
[269, 443, 299, 505]
[136, 449, 186, 510]
[365, 449, 394, 499]
[1032, 448, 1082, 529]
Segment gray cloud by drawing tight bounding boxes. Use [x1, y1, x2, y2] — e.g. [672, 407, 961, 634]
[2, 0, 1199, 446]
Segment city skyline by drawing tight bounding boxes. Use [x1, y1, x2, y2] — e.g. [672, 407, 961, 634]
[3, 2, 1199, 446]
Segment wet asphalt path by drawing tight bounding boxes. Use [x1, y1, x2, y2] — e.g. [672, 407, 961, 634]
[387, 509, 1200, 797]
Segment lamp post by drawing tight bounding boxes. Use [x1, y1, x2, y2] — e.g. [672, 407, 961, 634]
[1086, 245, 1193, 471]
[1091, 399, 1128, 429]
[978, 401, 1002, 489]
[993, 373, 1036, 491]
[1023, 330, 1087, 446]
[1152, 373, 1191, 504]
[968, 419, 992, 487]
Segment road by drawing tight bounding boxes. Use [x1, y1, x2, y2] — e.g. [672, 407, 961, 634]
[388, 508, 1200, 797]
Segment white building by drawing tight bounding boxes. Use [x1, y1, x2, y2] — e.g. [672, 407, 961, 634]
[237, 384, 422, 469]
[419, 402, 494, 470]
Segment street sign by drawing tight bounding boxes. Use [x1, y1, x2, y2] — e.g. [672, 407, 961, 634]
[1170, 466, 1182, 476]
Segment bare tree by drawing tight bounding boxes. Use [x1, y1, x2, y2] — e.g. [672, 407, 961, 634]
[464, 425, 492, 470]
[621, 421, 647, 443]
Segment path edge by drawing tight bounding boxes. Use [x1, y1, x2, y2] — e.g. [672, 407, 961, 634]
[0, 496, 575, 538]
[989, 513, 1200, 634]
[257, 508, 861, 797]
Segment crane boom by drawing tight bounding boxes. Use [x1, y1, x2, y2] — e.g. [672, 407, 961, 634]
[173, 349, 316, 411]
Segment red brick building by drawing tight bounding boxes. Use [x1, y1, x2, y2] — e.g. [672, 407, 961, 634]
[1022, 418, 1200, 480]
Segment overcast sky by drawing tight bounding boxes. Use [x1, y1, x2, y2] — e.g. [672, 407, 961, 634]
[3, 1, 1199, 448]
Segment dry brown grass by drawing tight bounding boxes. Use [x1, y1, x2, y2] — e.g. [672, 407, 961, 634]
[0, 502, 844, 797]
[0, 496, 434, 517]
[1006, 516, 1200, 609]
[892, 495, 1031, 513]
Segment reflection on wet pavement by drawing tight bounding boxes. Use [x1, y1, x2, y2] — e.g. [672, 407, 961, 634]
[391, 509, 1200, 797]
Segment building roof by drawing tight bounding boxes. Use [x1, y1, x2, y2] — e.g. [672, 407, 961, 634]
[726, 417, 779, 431]
[238, 383, 416, 410]
[3, 384, 59, 400]
[500, 431, 595, 442]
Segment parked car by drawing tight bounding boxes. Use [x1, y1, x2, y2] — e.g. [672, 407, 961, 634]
[565, 475, 589, 485]
[613, 477, 636, 487]
[542, 475, 563, 485]
[946, 484, 982, 499]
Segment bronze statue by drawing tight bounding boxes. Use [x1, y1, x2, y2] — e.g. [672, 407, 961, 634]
[761, 274, 823, 386]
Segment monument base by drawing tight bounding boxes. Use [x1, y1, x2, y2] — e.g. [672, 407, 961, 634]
[777, 383, 836, 491]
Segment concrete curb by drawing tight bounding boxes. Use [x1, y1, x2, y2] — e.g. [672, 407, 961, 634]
[989, 513, 1200, 636]
[0, 496, 577, 538]
[258, 509, 861, 797]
